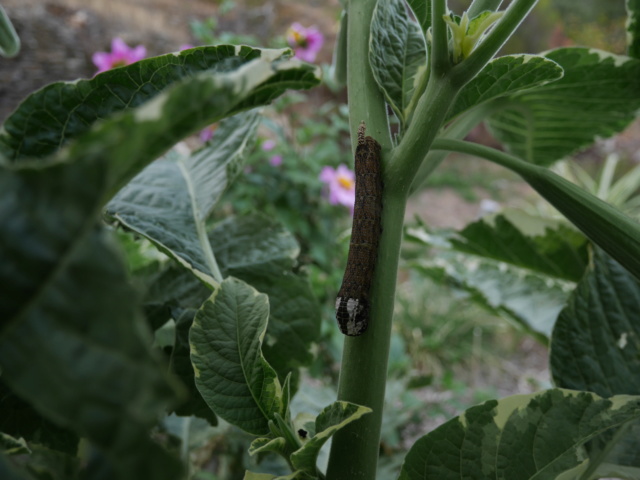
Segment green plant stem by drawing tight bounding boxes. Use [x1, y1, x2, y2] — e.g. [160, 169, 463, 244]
[346, 0, 390, 152]
[409, 102, 494, 193]
[326, 1, 394, 478]
[387, 75, 458, 194]
[450, 0, 539, 87]
[326, 190, 407, 480]
[430, 0, 450, 76]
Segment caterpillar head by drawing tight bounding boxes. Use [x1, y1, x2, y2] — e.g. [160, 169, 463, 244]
[335, 296, 370, 336]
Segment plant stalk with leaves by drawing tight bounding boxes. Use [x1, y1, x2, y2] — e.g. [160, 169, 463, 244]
[3, 1, 640, 479]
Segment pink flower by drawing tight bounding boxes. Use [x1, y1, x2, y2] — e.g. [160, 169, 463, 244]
[286, 23, 324, 62]
[92, 38, 147, 74]
[319, 164, 355, 212]
[269, 155, 283, 167]
[262, 139, 277, 151]
[200, 124, 217, 143]
[179, 44, 194, 51]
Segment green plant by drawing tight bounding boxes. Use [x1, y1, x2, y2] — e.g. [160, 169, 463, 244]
[3, 1, 640, 479]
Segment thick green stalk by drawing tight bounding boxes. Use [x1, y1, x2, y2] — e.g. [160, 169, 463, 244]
[345, 1, 390, 152]
[409, 102, 495, 193]
[326, 1, 392, 478]
[387, 76, 458, 194]
[430, 0, 450, 76]
[326, 190, 407, 480]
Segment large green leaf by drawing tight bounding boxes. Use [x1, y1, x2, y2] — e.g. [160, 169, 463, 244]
[107, 111, 261, 286]
[190, 277, 284, 435]
[551, 248, 640, 397]
[370, 0, 428, 126]
[398, 389, 640, 480]
[0, 49, 317, 479]
[448, 55, 564, 122]
[0, 225, 182, 479]
[0, 46, 318, 161]
[628, 0, 640, 58]
[212, 215, 321, 376]
[486, 47, 640, 166]
[412, 212, 589, 282]
[433, 139, 640, 283]
[290, 401, 371, 475]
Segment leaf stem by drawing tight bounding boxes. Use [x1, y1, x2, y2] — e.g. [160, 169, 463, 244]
[431, 138, 640, 280]
[450, 0, 539, 87]
[430, 0, 451, 77]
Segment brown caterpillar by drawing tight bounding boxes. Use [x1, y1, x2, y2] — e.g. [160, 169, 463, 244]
[335, 123, 383, 336]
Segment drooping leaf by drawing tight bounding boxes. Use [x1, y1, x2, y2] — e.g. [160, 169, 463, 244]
[107, 111, 261, 286]
[486, 48, 640, 166]
[398, 389, 640, 480]
[433, 139, 640, 283]
[627, 0, 640, 58]
[0, 46, 319, 161]
[409, 212, 589, 282]
[290, 402, 372, 475]
[212, 215, 321, 376]
[448, 55, 564, 121]
[370, 0, 428, 126]
[551, 248, 640, 397]
[190, 277, 283, 435]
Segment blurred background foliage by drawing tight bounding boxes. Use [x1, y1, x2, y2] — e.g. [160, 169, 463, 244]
[2, 0, 639, 478]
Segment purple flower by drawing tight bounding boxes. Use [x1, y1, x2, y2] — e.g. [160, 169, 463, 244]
[200, 124, 217, 143]
[262, 139, 277, 151]
[319, 164, 355, 212]
[269, 155, 283, 167]
[92, 38, 146, 74]
[286, 23, 324, 62]
[179, 44, 194, 51]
